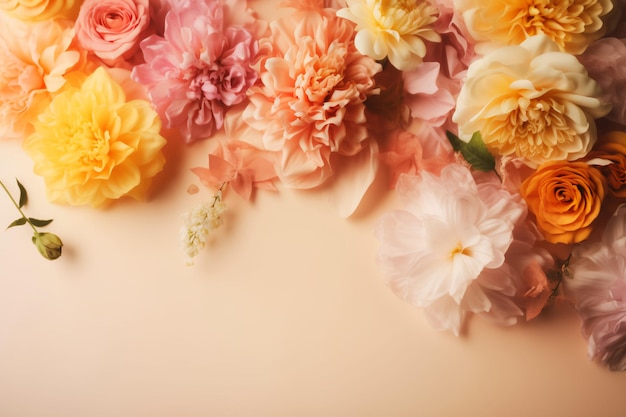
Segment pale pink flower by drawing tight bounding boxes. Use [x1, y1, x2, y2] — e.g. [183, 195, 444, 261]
[0, 14, 82, 139]
[578, 37, 626, 126]
[375, 163, 531, 335]
[191, 141, 277, 201]
[565, 204, 626, 371]
[131, 0, 259, 142]
[75, 0, 154, 67]
[380, 120, 454, 188]
[229, 4, 381, 216]
[402, 0, 475, 128]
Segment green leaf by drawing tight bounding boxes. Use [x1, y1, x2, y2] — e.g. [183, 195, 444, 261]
[28, 218, 53, 228]
[16, 178, 27, 208]
[446, 131, 495, 173]
[7, 217, 27, 229]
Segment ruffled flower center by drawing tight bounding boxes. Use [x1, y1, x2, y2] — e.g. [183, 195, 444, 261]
[294, 41, 346, 105]
[374, 0, 438, 35]
[488, 96, 577, 160]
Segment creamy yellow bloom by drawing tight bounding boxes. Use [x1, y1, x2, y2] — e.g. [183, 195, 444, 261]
[452, 35, 610, 167]
[23, 67, 167, 207]
[0, 0, 80, 21]
[455, 0, 615, 54]
[337, 0, 440, 70]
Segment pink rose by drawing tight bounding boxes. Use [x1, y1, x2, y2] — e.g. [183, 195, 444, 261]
[75, 0, 153, 66]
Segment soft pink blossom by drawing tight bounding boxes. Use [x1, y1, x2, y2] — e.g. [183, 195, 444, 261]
[131, 0, 259, 142]
[403, 0, 475, 128]
[578, 37, 626, 126]
[375, 163, 536, 335]
[75, 0, 154, 67]
[228, 4, 381, 216]
[565, 204, 626, 371]
[380, 120, 455, 188]
[191, 141, 277, 201]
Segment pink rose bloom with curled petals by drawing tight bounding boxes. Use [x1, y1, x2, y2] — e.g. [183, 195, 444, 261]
[565, 204, 626, 371]
[75, 0, 153, 66]
[131, 0, 259, 142]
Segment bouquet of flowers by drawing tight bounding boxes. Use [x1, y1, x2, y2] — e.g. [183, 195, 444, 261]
[2, 0, 626, 371]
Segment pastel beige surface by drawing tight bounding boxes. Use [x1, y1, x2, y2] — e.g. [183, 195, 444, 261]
[1, 131, 626, 417]
[2, 5, 626, 417]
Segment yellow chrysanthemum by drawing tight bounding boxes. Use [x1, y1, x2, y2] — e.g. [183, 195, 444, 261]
[337, 0, 440, 70]
[23, 67, 167, 207]
[455, 0, 615, 54]
[0, 0, 81, 21]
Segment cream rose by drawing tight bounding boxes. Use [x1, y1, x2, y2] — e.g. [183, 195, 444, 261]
[75, 0, 153, 66]
[452, 35, 610, 167]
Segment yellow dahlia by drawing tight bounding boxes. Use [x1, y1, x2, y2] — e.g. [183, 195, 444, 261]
[23, 67, 167, 207]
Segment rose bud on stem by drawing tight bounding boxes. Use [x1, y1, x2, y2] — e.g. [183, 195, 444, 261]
[1, 178, 63, 260]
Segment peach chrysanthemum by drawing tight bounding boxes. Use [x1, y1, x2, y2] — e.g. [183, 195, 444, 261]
[23, 67, 166, 207]
[231, 4, 381, 215]
[452, 35, 610, 167]
[454, 0, 615, 54]
[0, 15, 82, 139]
[337, 0, 440, 70]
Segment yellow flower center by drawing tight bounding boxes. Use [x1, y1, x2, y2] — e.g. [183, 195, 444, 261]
[484, 95, 578, 161]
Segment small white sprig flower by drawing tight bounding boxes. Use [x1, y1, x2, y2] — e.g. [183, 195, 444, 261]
[180, 184, 227, 265]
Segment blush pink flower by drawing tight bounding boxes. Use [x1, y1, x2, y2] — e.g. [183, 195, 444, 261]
[375, 163, 533, 335]
[191, 140, 277, 201]
[380, 120, 455, 188]
[131, 0, 259, 142]
[230, 3, 381, 216]
[565, 204, 626, 371]
[403, 0, 475, 128]
[75, 0, 154, 67]
[578, 37, 626, 126]
[0, 15, 82, 139]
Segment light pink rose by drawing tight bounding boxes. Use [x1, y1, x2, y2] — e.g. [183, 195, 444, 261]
[75, 0, 153, 66]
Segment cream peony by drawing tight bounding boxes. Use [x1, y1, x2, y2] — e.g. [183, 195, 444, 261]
[337, 0, 441, 70]
[454, 0, 615, 54]
[453, 35, 609, 167]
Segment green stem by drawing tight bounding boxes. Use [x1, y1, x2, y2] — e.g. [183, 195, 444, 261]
[0, 180, 39, 235]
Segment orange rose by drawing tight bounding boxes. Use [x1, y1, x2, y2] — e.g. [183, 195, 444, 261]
[586, 131, 626, 198]
[521, 161, 606, 244]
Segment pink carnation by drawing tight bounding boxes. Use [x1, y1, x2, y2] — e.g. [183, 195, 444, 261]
[578, 37, 626, 126]
[75, 0, 153, 67]
[229, 4, 381, 216]
[131, 0, 258, 142]
[565, 204, 626, 371]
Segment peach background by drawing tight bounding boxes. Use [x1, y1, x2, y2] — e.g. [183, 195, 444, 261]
[2, 2, 626, 416]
